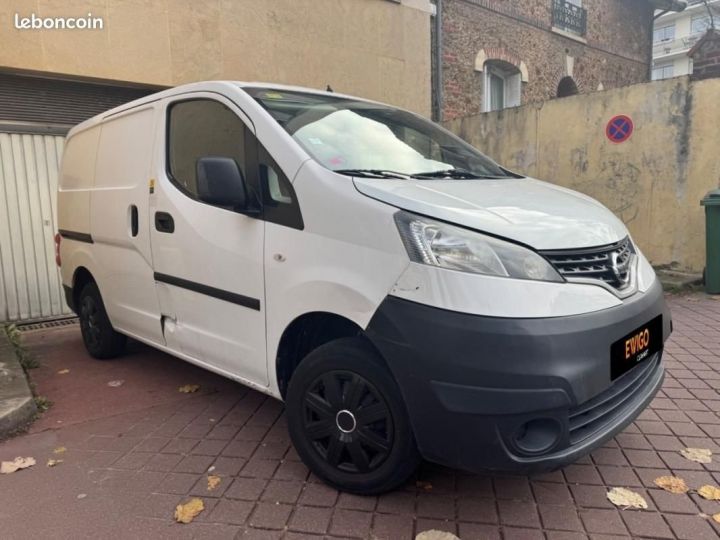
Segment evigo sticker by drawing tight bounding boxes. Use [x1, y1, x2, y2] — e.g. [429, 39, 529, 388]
[625, 327, 650, 360]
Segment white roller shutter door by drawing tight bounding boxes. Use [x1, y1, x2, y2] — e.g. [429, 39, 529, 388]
[0, 132, 69, 321]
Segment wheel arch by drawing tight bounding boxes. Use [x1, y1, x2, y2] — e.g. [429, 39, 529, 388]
[71, 266, 96, 308]
[275, 311, 386, 398]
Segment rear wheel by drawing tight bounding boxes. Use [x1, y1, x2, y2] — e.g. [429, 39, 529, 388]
[78, 282, 126, 359]
[286, 337, 420, 494]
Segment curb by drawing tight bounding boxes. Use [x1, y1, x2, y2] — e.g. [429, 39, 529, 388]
[656, 269, 703, 291]
[0, 331, 37, 438]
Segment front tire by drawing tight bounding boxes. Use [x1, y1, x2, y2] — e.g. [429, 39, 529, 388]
[78, 282, 126, 359]
[286, 337, 420, 494]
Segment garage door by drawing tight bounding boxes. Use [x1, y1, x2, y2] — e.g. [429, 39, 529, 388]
[0, 73, 159, 322]
[0, 132, 68, 321]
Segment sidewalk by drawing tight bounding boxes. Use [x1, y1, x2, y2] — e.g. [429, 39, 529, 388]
[0, 293, 719, 539]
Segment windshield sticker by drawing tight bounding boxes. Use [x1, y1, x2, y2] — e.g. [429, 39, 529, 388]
[263, 92, 285, 100]
[307, 137, 323, 145]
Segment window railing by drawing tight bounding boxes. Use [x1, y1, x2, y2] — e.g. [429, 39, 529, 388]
[552, 0, 587, 37]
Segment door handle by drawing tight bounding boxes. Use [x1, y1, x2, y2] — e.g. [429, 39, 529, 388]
[130, 205, 139, 237]
[155, 211, 175, 233]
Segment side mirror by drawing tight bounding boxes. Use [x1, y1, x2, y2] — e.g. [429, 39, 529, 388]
[196, 156, 253, 212]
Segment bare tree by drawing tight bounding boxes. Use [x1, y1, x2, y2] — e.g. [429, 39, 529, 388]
[703, 0, 715, 30]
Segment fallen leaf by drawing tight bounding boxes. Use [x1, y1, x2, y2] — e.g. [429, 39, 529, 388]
[698, 485, 720, 500]
[178, 384, 200, 393]
[57, 369, 70, 375]
[714, 512, 720, 524]
[415, 531, 460, 540]
[174, 498, 204, 523]
[415, 480, 433, 491]
[77, 493, 87, 499]
[654, 475, 689, 494]
[46, 459, 63, 467]
[207, 475, 221, 491]
[53, 447, 66, 454]
[0, 456, 36, 474]
[680, 447, 712, 464]
[107, 379, 124, 387]
[607, 487, 648, 509]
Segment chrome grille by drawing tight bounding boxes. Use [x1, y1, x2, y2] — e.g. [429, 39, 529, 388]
[541, 237, 635, 291]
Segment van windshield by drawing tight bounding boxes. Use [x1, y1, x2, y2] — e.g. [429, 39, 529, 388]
[244, 87, 515, 179]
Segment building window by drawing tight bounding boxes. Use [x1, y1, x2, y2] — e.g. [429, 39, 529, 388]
[483, 61, 521, 112]
[552, 0, 587, 37]
[691, 14, 712, 35]
[652, 62, 674, 80]
[653, 24, 676, 43]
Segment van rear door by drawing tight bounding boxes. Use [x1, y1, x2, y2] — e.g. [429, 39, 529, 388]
[149, 95, 267, 385]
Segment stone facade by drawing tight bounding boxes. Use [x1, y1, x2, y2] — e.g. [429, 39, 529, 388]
[439, 0, 655, 119]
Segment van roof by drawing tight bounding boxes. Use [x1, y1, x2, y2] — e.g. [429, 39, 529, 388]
[66, 81, 379, 138]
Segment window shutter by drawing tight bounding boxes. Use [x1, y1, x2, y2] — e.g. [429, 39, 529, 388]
[507, 74, 522, 108]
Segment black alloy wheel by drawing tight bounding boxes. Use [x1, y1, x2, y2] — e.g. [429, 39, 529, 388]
[79, 294, 102, 350]
[302, 370, 393, 474]
[286, 337, 420, 494]
[77, 282, 127, 359]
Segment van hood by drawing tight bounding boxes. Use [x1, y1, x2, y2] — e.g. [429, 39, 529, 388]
[353, 177, 628, 250]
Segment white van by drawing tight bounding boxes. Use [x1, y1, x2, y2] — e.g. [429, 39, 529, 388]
[56, 82, 670, 494]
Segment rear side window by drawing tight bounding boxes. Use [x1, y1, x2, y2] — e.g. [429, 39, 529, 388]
[167, 99, 247, 197]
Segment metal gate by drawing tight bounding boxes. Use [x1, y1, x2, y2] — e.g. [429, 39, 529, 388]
[0, 131, 68, 322]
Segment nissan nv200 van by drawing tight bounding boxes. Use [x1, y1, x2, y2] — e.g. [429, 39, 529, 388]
[57, 82, 670, 494]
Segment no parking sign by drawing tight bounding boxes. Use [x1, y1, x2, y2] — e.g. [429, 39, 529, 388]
[606, 115, 634, 143]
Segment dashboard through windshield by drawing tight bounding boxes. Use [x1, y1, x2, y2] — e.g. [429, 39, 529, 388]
[244, 87, 515, 180]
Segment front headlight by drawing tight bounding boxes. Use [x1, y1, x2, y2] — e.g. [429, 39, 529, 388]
[394, 211, 564, 282]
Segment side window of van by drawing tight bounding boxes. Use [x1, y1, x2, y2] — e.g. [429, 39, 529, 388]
[167, 99, 247, 198]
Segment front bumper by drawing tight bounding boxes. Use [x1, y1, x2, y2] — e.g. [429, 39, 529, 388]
[365, 279, 670, 473]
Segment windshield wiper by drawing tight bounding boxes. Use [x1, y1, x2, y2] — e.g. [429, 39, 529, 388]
[334, 169, 410, 179]
[411, 168, 505, 180]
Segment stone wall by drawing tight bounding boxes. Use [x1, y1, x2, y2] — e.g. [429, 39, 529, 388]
[441, 0, 654, 119]
[443, 77, 720, 273]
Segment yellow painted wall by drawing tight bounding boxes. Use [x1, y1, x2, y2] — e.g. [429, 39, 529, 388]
[0, 0, 432, 115]
[444, 77, 720, 273]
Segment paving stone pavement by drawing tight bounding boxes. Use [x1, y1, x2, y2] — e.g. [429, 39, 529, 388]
[1, 293, 720, 539]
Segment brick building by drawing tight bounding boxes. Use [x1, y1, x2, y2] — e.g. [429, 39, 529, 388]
[434, 0, 682, 120]
[689, 28, 720, 80]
